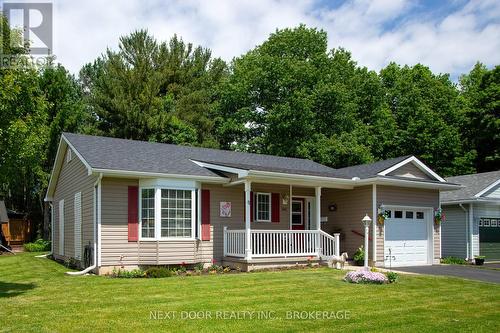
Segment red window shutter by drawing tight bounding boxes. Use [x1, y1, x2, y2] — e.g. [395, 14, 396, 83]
[271, 193, 280, 223]
[128, 186, 139, 242]
[201, 189, 210, 241]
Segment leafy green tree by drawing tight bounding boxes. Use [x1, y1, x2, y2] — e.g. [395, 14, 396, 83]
[81, 30, 227, 146]
[460, 63, 500, 172]
[216, 25, 390, 167]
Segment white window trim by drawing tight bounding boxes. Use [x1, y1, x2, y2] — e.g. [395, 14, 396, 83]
[291, 199, 304, 225]
[58, 199, 64, 256]
[254, 192, 271, 223]
[139, 186, 197, 241]
[74, 192, 82, 259]
[66, 148, 72, 163]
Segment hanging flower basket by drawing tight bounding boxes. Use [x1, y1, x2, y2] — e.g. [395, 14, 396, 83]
[377, 210, 390, 225]
[434, 208, 445, 225]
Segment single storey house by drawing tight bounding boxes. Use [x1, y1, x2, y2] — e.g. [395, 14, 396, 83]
[441, 171, 500, 261]
[45, 133, 459, 273]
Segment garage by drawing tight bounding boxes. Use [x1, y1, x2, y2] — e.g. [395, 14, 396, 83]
[384, 208, 432, 267]
[479, 217, 500, 261]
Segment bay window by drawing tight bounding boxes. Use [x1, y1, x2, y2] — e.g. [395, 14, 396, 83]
[140, 187, 196, 239]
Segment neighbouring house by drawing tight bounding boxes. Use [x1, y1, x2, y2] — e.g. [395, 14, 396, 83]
[45, 133, 460, 273]
[441, 171, 500, 261]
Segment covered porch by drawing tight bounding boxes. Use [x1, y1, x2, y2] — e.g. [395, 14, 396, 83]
[221, 180, 341, 269]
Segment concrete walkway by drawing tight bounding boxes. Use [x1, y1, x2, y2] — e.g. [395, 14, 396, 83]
[394, 265, 500, 284]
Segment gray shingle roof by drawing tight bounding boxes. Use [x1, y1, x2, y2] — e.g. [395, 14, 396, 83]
[441, 170, 500, 202]
[334, 156, 412, 179]
[63, 133, 341, 178]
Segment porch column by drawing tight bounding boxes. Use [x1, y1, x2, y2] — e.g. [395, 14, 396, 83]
[315, 187, 321, 231]
[315, 186, 322, 257]
[245, 180, 252, 260]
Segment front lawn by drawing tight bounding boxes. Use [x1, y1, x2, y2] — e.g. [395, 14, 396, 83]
[1, 253, 499, 332]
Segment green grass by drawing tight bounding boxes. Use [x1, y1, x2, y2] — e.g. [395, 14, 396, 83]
[1, 253, 499, 332]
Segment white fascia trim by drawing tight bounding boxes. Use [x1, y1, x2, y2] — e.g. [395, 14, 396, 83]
[357, 177, 461, 190]
[62, 134, 93, 175]
[92, 168, 229, 184]
[190, 160, 249, 178]
[474, 178, 500, 198]
[378, 156, 446, 182]
[441, 198, 500, 205]
[247, 170, 354, 188]
[45, 135, 93, 202]
[44, 136, 66, 202]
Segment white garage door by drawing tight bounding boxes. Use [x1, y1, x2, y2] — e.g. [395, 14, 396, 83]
[384, 209, 430, 267]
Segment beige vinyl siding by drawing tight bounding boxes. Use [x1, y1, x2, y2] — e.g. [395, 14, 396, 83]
[441, 205, 468, 258]
[320, 186, 372, 259]
[203, 183, 291, 262]
[377, 185, 440, 262]
[100, 177, 212, 266]
[388, 163, 432, 180]
[53, 146, 96, 264]
[292, 186, 315, 197]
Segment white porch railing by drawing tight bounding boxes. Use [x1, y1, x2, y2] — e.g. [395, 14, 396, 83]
[224, 229, 246, 257]
[223, 227, 340, 259]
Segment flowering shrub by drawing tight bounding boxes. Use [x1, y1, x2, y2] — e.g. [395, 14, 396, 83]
[344, 269, 388, 284]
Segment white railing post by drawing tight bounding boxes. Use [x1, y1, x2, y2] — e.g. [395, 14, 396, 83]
[245, 181, 252, 260]
[315, 187, 322, 257]
[223, 226, 227, 257]
[334, 233, 340, 257]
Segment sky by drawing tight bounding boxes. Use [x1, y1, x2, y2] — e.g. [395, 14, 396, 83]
[6, 0, 500, 78]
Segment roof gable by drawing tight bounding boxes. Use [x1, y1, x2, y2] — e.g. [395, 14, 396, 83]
[441, 170, 500, 203]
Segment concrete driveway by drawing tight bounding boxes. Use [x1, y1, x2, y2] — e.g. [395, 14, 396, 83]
[394, 264, 500, 284]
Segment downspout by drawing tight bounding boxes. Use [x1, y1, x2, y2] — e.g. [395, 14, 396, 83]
[66, 173, 102, 275]
[458, 204, 469, 260]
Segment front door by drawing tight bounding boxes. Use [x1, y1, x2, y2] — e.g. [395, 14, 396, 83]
[291, 198, 304, 230]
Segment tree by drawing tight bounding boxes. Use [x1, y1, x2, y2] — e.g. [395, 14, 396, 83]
[377, 63, 475, 176]
[216, 25, 391, 167]
[460, 63, 500, 172]
[81, 30, 228, 146]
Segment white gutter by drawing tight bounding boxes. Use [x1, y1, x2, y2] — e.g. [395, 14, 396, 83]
[354, 176, 462, 190]
[66, 173, 102, 276]
[442, 198, 500, 205]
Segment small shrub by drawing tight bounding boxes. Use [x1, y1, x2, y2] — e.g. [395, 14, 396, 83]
[194, 263, 204, 272]
[441, 257, 467, 265]
[64, 257, 79, 269]
[24, 239, 51, 252]
[223, 266, 231, 273]
[145, 267, 173, 278]
[386, 271, 399, 283]
[344, 269, 388, 284]
[209, 264, 223, 273]
[353, 246, 364, 266]
[111, 268, 145, 278]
